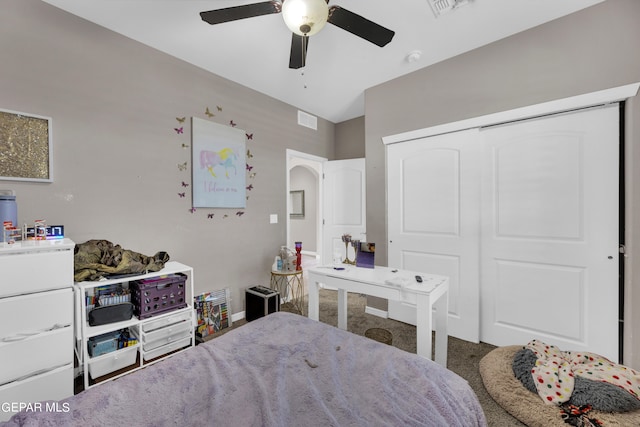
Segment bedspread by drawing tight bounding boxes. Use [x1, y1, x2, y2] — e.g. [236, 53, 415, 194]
[3, 312, 486, 427]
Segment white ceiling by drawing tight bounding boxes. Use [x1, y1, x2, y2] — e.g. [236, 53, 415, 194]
[42, 0, 604, 123]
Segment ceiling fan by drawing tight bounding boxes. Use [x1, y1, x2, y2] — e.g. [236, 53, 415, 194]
[200, 0, 395, 69]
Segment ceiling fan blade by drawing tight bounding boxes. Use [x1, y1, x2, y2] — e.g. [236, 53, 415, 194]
[327, 5, 395, 47]
[200, 1, 282, 25]
[289, 33, 309, 69]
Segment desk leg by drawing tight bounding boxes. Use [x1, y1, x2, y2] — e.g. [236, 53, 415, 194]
[308, 278, 319, 321]
[434, 290, 448, 367]
[415, 294, 433, 362]
[337, 288, 347, 330]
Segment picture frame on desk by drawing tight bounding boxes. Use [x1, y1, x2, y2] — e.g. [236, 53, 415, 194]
[356, 242, 375, 268]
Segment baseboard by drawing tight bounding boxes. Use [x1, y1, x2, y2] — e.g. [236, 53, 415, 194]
[232, 311, 246, 323]
[365, 305, 388, 319]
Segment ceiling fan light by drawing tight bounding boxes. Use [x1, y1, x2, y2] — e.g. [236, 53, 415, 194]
[282, 0, 328, 36]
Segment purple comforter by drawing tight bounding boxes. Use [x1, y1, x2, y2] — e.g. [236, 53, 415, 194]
[3, 312, 486, 426]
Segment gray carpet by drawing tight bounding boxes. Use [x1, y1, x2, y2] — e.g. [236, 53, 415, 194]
[222, 289, 525, 426]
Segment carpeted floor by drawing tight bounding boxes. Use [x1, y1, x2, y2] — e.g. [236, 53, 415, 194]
[220, 289, 525, 426]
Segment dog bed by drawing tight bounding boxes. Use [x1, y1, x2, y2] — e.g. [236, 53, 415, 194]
[480, 346, 640, 426]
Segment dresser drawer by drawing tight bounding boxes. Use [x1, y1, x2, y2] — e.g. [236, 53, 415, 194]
[142, 309, 192, 333]
[0, 288, 72, 340]
[0, 364, 73, 422]
[0, 327, 72, 386]
[0, 249, 72, 298]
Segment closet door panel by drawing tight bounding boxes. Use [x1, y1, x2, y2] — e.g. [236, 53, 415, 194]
[480, 105, 619, 362]
[388, 129, 480, 343]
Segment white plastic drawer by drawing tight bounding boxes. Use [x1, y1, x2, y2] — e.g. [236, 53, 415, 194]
[0, 288, 73, 340]
[0, 364, 73, 423]
[142, 320, 191, 344]
[142, 309, 192, 333]
[0, 326, 72, 386]
[142, 324, 191, 352]
[143, 336, 191, 361]
[0, 249, 73, 298]
[88, 346, 138, 379]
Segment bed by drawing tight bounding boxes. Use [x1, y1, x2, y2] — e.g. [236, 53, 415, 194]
[2, 312, 486, 426]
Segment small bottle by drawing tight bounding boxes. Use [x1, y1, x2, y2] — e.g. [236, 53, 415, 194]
[276, 256, 282, 271]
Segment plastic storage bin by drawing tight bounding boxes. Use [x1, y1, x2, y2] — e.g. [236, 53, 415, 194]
[88, 346, 137, 379]
[131, 273, 187, 319]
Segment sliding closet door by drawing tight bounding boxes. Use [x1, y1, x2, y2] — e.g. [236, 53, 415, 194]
[480, 105, 619, 361]
[387, 129, 481, 343]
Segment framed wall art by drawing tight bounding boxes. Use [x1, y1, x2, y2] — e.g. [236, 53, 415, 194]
[0, 109, 53, 182]
[290, 190, 305, 219]
[191, 117, 246, 208]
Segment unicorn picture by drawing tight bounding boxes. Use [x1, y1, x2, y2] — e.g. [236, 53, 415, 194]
[192, 117, 246, 208]
[200, 147, 237, 178]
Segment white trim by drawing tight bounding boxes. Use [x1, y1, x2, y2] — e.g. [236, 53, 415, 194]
[382, 83, 640, 145]
[286, 149, 326, 260]
[232, 311, 246, 324]
[364, 305, 388, 319]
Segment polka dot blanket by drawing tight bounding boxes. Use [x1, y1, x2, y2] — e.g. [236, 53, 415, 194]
[526, 339, 640, 405]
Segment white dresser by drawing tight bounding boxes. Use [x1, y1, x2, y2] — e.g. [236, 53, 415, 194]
[0, 239, 75, 422]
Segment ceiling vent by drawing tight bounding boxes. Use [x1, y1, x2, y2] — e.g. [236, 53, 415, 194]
[427, 0, 471, 18]
[298, 110, 318, 130]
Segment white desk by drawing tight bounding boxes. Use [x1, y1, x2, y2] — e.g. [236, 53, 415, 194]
[307, 265, 449, 366]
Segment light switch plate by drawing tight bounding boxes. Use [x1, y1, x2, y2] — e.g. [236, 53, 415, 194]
[270, 214, 278, 224]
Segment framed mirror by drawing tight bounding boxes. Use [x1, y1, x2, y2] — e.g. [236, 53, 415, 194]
[290, 190, 305, 219]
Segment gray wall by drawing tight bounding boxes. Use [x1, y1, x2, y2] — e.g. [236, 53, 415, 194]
[364, 0, 640, 368]
[335, 116, 365, 159]
[1, 0, 335, 314]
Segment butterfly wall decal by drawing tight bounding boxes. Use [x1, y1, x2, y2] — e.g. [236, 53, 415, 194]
[217, 106, 222, 112]
[205, 107, 215, 118]
[229, 120, 236, 127]
[189, 207, 197, 214]
[246, 184, 253, 191]
[181, 181, 189, 187]
[178, 192, 185, 198]
[174, 127, 183, 134]
[249, 172, 256, 179]
[246, 164, 253, 171]
[246, 150, 253, 158]
[176, 117, 186, 123]
[236, 211, 244, 217]
[223, 214, 229, 219]
[178, 162, 187, 171]
[181, 143, 189, 149]
[246, 133, 253, 140]
[207, 213, 214, 219]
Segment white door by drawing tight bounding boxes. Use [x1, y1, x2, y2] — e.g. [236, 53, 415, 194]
[480, 105, 620, 361]
[322, 159, 366, 266]
[387, 129, 481, 343]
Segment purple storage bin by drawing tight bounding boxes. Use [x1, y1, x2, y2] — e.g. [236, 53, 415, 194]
[131, 273, 187, 319]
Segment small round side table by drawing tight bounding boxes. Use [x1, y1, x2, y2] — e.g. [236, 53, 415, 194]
[270, 269, 305, 316]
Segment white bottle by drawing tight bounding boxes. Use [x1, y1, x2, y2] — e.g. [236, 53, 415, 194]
[274, 256, 282, 272]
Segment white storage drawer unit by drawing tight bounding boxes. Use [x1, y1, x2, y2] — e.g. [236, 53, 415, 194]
[74, 261, 195, 390]
[0, 239, 75, 423]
